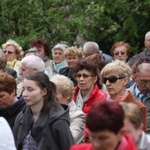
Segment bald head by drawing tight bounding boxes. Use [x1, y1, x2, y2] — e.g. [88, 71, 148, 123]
[83, 41, 100, 57]
[137, 63, 150, 73]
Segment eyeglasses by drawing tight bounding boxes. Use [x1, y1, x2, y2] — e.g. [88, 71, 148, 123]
[76, 73, 93, 79]
[102, 75, 125, 84]
[114, 51, 125, 56]
[3, 50, 16, 55]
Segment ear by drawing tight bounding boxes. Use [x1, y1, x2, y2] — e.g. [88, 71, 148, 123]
[42, 88, 47, 96]
[93, 76, 98, 84]
[133, 74, 138, 82]
[117, 129, 124, 141]
[140, 123, 144, 130]
[123, 77, 129, 86]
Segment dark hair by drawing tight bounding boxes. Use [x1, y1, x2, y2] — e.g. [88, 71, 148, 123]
[132, 56, 150, 74]
[87, 100, 124, 134]
[31, 40, 50, 56]
[24, 71, 58, 111]
[0, 72, 16, 94]
[72, 58, 101, 88]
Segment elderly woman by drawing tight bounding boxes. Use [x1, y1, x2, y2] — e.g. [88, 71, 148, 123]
[110, 41, 130, 62]
[31, 40, 52, 68]
[100, 60, 147, 131]
[73, 58, 107, 140]
[121, 102, 150, 150]
[59, 46, 83, 87]
[2, 39, 23, 74]
[50, 74, 85, 144]
[70, 100, 137, 150]
[45, 43, 68, 78]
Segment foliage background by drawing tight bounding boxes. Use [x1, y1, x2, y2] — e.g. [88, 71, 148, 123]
[0, 0, 150, 58]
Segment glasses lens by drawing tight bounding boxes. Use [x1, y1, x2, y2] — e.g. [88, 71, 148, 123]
[3, 50, 13, 54]
[114, 51, 125, 56]
[102, 76, 118, 84]
[76, 74, 81, 78]
[76, 74, 92, 79]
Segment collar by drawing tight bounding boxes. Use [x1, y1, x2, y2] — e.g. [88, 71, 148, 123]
[135, 86, 141, 97]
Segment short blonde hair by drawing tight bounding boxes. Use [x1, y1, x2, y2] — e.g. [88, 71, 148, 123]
[2, 39, 23, 60]
[120, 102, 142, 129]
[50, 74, 74, 100]
[101, 60, 131, 81]
[64, 46, 83, 58]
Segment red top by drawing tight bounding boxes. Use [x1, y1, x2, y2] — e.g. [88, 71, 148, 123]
[70, 133, 137, 150]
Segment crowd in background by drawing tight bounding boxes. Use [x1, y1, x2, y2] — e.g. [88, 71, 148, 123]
[0, 31, 150, 150]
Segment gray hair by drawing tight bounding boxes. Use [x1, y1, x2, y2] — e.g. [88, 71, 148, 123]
[83, 41, 100, 56]
[51, 43, 69, 54]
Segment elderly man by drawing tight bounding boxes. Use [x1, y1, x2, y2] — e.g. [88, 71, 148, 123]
[128, 31, 150, 66]
[17, 55, 45, 97]
[128, 63, 150, 133]
[83, 41, 113, 63]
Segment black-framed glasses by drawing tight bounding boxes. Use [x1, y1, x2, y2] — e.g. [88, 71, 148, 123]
[3, 50, 15, 55]
[76, 73, 93, 79]
[102, 75, 125, 84]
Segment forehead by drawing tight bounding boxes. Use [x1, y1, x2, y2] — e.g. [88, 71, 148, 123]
[114, 46, 127, 51]
[23, 79, 37, 87]
[53, 49, 63, 53]
[5, 45, 16, 51]
[89, 130, 116, 138]
[77, 69, 91, 74]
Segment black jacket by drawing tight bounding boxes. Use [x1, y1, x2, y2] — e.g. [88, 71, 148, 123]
[0, 97, 26, 130]
[13, 104, 75, 150]
[59, 67, 78, 87]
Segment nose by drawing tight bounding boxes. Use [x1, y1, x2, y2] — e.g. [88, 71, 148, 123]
[92, 140, 102, 149]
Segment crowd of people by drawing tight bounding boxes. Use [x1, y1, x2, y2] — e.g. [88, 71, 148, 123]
[0, 31, 150, 150]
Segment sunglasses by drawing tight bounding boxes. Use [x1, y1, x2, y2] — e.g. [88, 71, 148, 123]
[76, 73, 93, 79]
[114, 51, 125, 56]
[102, 75, 125, 84]
[3, 50, 16, 55]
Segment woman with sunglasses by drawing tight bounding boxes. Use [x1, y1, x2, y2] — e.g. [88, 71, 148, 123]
[110, 41, 130, 62]
[2, 39, 23, 75]
[72, 59, 107, 141]
[100, 60, 147, 131]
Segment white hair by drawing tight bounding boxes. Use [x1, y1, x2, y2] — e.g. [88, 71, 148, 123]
[145, 31, 150, 40]
[21, 55, 45, 71]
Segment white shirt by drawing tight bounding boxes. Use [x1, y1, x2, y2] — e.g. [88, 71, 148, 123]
[0, 117, 16, 150]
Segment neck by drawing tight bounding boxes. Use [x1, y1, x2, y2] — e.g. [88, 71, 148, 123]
[110, 90, 126, 100]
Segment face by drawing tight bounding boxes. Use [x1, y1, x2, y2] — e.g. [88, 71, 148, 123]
[0, 91, 15, 108]
[66, 55, 80, 68]
[37, 46, 45, 57]
[52, 49, 65, 64]
[89, 130, 122, 150]
[76, 69, 97, 93]
[134, 68, 150, 94]
[102, 72, 128, 100]
[3, 45, 17, 61]
[56, 90, 70, 105]
[22, 79, 46, 107]
[123, 118, 141, 143]
[113, 46, 128, 62]
[20, 63, 34, 78]
[144, 34, 150, 51]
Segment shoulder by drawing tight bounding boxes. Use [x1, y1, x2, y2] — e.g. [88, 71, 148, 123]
[70, 143, 92, 150]
[59, 67, 69, 74]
